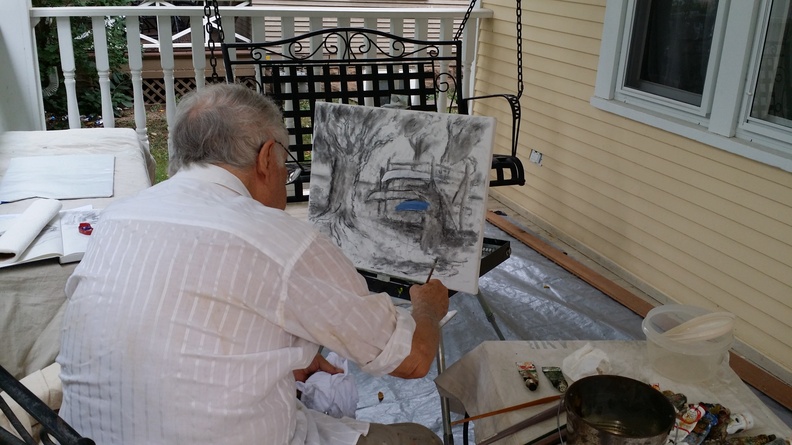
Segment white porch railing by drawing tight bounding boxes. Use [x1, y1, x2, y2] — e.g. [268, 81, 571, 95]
[27, 5, 493, 159]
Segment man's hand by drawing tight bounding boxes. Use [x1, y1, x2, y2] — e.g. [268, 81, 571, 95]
[409, 279, 449, 324]
[293, 353, 344, 383]
[389, 278, 449, 379]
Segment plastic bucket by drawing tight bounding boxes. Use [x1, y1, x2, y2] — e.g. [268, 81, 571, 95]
[564, 375, 676, 445]
[642, 305, 734, 383]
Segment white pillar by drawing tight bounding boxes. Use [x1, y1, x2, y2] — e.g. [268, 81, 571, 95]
[0, 0, 45, 131]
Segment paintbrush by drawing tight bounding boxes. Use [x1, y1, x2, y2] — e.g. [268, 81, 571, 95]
[450, 395, 561, 426]
[425, 258, 439, 283]
[477, 402, 562, 445]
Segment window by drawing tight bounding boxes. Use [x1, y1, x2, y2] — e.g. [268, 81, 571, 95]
[748, 1, 792, 129]
[625, 1, 719, 107]
[593, 0, 792, 172]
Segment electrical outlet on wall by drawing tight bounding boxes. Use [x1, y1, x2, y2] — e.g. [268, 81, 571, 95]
[529, 149, 543, 165]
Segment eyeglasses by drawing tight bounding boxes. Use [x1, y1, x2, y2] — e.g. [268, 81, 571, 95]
[273, 140, 304, 185]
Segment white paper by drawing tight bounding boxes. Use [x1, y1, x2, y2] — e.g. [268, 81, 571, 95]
[59, 207, 101, 263]
[0, 199, 62, 264]
[0, 154, 115, 203]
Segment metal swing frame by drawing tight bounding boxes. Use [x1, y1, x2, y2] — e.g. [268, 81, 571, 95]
[205, 0, 526, 202]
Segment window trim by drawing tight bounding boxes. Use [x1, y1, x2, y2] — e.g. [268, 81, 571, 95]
[593, 0, 792, 173]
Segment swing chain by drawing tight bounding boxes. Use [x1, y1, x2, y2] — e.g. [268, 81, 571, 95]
[204, 0, 225, 81]
[453, 0, 523, 100]
[515, 0, 523, 99]
[453, 0, 477, 41]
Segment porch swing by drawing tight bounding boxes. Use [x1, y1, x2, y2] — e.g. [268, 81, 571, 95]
[204, 0, 526, 202]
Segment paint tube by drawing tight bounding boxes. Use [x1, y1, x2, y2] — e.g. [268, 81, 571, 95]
[516, 361, 539, 391]
[667, 404, 707, 444]
[541, 366, 568, 393]
[701, 434, 777, 445]
[662, 390, 688, 412]
[704, 403, 732, 442]
[726, 413, 755, 435]
[682, 407, 718, 445]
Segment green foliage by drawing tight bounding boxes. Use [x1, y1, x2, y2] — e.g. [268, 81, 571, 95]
[34, 0, 135, 118]
[80, 72, 134, 114]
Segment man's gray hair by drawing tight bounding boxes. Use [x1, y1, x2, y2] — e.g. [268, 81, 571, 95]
[169, 83, 286, 174]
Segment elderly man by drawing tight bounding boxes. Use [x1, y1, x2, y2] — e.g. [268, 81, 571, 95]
[57, 84, 448, 445]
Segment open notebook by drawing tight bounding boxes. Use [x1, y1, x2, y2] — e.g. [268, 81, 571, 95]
[0, 199, 100, 268]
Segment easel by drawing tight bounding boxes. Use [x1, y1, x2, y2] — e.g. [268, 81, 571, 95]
[359, 237, 511, 444]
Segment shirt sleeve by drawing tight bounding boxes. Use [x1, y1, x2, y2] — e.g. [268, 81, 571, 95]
[276, 232, 416, 377]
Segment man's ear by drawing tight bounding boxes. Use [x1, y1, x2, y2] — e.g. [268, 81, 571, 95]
[256, 140, 275, 176]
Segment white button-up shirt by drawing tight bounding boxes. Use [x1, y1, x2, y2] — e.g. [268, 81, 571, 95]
[57, 164, 416, 445]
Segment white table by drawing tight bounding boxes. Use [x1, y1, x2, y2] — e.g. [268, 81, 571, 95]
[435, 340, 792, 445]
[0, 128, 153, 378]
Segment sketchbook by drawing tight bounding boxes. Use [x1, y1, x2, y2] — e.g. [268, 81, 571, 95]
[0, 199, 101, 268]
[308, 102, 496, 294]
[0, 154, 115, 203]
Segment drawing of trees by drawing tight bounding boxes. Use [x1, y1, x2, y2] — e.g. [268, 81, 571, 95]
[308, 102, 494, 293]
[310, 103, 401, 244]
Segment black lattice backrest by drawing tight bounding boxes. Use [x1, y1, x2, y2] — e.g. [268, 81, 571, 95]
[0, 365, 94, 445]
[222, 28, 465, 202]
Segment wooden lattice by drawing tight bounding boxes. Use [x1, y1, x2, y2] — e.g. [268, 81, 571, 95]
[142, 78, 203, 104]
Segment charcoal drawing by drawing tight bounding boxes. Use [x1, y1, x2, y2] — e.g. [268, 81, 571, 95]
[308, 101, 495, 293]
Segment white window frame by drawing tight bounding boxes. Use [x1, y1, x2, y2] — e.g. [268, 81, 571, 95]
[592, 0, 792, 173]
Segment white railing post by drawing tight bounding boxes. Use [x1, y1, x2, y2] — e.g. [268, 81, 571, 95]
[125, 14, 152, 181]
[250, 15, 267, 93]
[56, 17, 80, 129]
[191, 14, 206, 91]
[437, 18, 453, 113]
[461, 18, 477, 100]
[92, 16, 115, 128]
[157, 16, 176, 126]
[222, 11, 237, 78]
[281, 17, 296, 145]
[309, 16, 323, 99]
[363, 17, 377, 107]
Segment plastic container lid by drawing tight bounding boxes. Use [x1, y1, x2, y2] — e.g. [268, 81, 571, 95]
[642, 305, 733, 356]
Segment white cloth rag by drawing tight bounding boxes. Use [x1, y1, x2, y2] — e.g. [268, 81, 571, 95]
[296, 352, 358, 419]
[561, 342, 611, 382]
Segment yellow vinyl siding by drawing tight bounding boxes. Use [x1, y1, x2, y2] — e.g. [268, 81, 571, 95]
[477, 0, 792, 376]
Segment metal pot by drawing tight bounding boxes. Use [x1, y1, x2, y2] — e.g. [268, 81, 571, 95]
[564, 375, 676, 445]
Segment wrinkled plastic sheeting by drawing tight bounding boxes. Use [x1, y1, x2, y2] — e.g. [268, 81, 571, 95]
[348, 218, 792, 443]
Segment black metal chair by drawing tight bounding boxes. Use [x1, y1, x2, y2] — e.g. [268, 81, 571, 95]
[0, 365, 93, 445]
[222, 27, 525, 202]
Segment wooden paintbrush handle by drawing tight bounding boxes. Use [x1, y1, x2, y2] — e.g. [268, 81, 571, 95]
[450, 394, 562, 426]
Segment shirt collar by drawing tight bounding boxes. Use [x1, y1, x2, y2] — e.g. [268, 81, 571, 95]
[173, 163, 252, 198]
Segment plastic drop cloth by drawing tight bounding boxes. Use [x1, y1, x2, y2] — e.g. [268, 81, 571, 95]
[345, 217, 792, 444]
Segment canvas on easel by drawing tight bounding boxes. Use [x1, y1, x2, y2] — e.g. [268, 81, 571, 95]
[308, 102, 496, 294]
